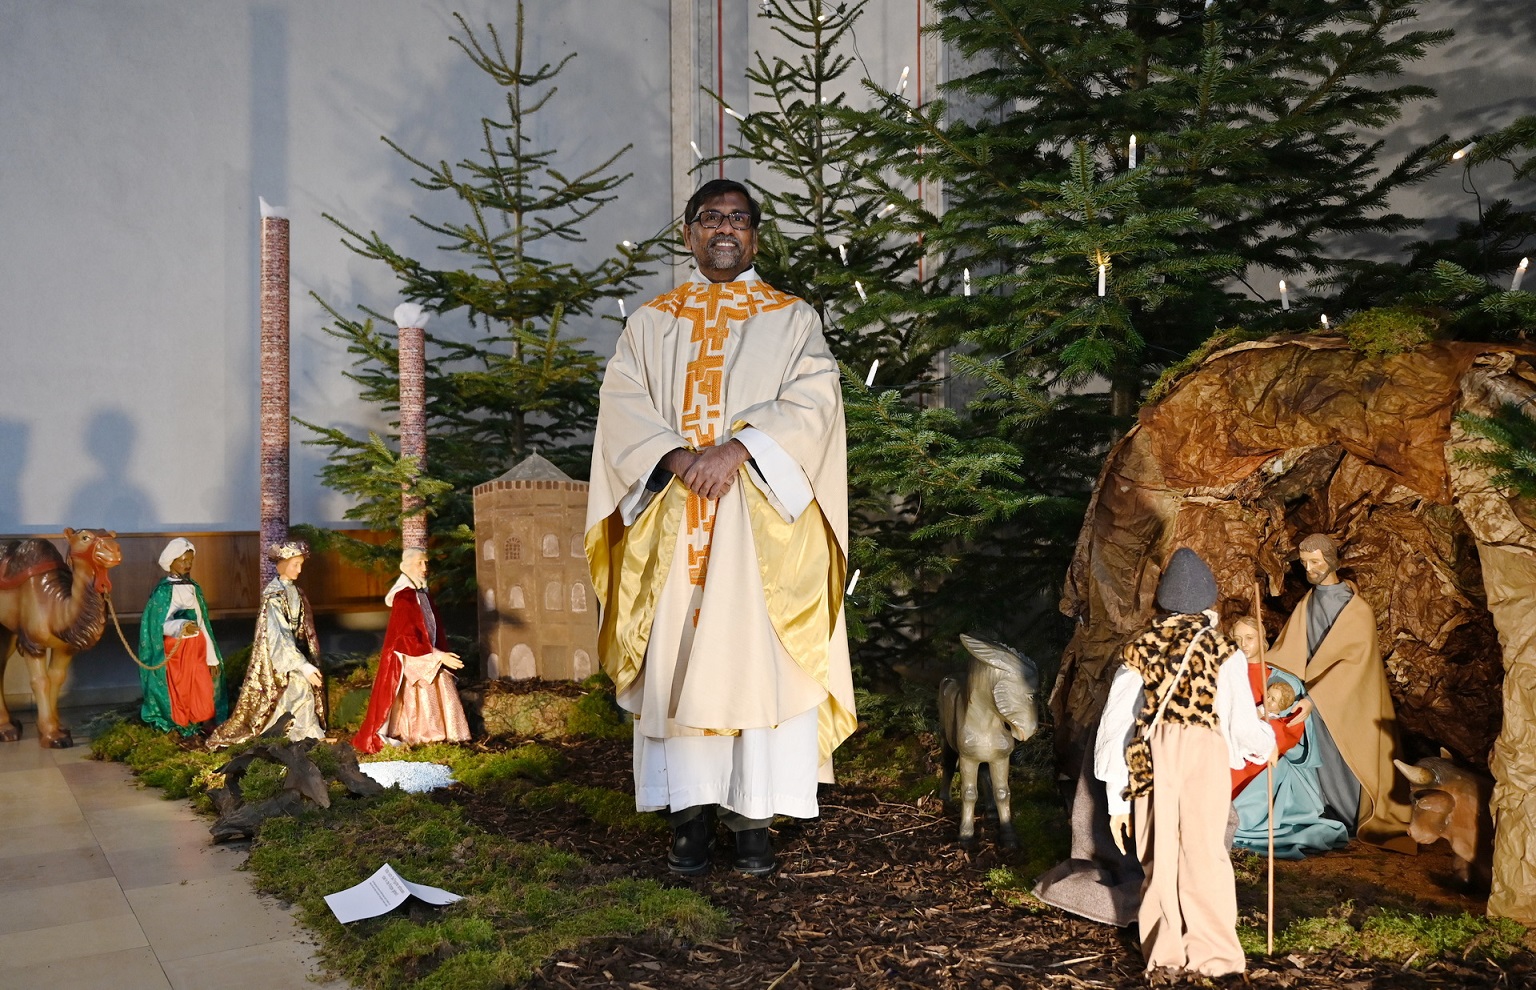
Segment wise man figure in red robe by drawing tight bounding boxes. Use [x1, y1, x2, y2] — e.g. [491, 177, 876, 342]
[353, 548, 470, 754]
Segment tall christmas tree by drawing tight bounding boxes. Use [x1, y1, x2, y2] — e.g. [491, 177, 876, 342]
[300, 5, 663, 605]
[725, 1, 1044, 672]
[823, 0, 1457, 629]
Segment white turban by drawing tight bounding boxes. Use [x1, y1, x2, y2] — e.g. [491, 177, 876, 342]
[158, 537, 195, 572]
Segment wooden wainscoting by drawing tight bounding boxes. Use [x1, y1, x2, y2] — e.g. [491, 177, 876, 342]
[0, 530, 394, 620]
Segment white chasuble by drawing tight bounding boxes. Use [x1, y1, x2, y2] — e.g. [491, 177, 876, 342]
[585, 269, 856, 819]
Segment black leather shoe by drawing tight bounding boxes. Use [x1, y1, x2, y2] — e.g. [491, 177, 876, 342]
[668, 815, 713, 875]
[732, 827, 776, 876]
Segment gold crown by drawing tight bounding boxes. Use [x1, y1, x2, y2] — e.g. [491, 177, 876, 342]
[266, 539, 311, 561]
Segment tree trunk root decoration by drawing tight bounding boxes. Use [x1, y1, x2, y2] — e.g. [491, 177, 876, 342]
[208, 714, 384, 842]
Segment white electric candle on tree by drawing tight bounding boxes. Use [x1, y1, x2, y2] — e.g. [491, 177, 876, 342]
[1513, 257, 1529, 292]
[618, 298, 627, 318]
[724, 106, 746, 122]
[1320, 314, 1329, 328]
[845, 569, 861, 595]
[1128, 134, 1137, 169]
[963, 268, 971, 296]
[1279, 280, 1290, 311]
[898, 66, 910, 96]
[837, 242, 847, 266]
[865, 359, 879, 387]
[855, 280, 867, 302]
[1453, 141, 1477, 161]
[1097, 263, 1106, 297]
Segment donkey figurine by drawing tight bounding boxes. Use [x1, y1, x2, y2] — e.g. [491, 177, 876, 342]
[939, 633, 1040, 848]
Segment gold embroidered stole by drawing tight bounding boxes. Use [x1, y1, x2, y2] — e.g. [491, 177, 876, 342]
[678, 283, 732, 621]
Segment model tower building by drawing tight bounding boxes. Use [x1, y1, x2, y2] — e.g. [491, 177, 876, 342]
[472, 454, 597, 681]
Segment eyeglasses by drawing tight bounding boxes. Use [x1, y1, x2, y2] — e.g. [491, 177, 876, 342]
[690, 209, 753, 230]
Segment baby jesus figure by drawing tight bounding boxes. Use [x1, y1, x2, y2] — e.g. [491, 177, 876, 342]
[1261, 678, 1299, 721]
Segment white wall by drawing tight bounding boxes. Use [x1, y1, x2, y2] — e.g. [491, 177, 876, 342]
[0, 0, 1528, 535]
[0, 0, 675, 532]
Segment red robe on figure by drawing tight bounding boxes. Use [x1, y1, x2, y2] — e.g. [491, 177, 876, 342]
[1230, 661, 1306, 796]
[353, 581, 448, 755]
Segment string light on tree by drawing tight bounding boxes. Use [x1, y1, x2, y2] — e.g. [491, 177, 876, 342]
[1128, 134, 1137, 169]
[621, 239, 634, 250]
[877, 202, 897, 219]
[1279, 280, 1290, 311]
[1320, 314, 1329, 328]
[1513, 257, 1529, 292]
[724, 106, 746, 122]
[1453, 141, 1477, 161]
[897, 65, 910, 96]
[689, 140, 703, 161]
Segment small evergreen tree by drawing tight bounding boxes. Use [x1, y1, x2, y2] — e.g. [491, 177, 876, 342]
[301, 6, 663, 605]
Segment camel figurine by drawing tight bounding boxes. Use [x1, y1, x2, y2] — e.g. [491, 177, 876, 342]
[939, 633, 1040, 848]
[0, 528, 122, 747]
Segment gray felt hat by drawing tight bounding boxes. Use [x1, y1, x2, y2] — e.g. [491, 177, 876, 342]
[1156, 547, 1217, 614]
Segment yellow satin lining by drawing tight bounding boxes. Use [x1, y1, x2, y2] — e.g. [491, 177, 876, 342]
[585, 471, 857, 766]
[585, 480, 687, 699]
[740, 480, 857, 766]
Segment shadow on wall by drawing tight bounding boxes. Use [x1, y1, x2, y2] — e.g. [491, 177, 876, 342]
[0, 420, 28, 530]
[65, 408, 157, 530]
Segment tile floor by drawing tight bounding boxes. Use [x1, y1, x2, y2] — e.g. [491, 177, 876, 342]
[0, 711, 352, 990]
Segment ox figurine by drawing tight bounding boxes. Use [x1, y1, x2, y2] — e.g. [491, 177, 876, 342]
[1394, 751, 1494, 891]
[939, 634, 1040, 848]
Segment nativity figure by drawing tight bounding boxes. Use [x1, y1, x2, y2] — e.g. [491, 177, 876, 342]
[352, 548, 469, 753]
[1227, 615, 1349, 859]
[138, 537, 228, 739]
[207, 540, 324, 748]
[1265, 534, 1414, 851]
[1094, 548, 1277, 976]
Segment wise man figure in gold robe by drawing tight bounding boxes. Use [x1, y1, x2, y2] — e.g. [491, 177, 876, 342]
[1266, 533, 1415, 851]
[585, 178, 856, 877]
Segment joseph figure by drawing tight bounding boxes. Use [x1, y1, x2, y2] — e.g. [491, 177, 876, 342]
[1266, 533, 1414, 849]
[585, 178, 856, 877]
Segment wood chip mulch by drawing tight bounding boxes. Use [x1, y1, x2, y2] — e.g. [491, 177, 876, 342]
[449, 736, 1534, 989]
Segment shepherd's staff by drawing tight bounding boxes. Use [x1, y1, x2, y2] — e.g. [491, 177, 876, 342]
[1254, 579, 1275, 956]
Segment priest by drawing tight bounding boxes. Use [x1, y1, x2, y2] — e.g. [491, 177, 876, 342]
[585, 178, 856, 877]
[1266, 533, 1414, 849]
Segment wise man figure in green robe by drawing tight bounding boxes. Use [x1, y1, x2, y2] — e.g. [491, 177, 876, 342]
[138, 537, 227, 737]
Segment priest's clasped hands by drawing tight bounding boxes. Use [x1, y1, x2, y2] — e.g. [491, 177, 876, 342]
[663, 439, 752, 500]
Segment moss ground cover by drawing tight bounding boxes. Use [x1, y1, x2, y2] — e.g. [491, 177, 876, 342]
[88, 677, 724, 989]
[89, 672, 1528, 985]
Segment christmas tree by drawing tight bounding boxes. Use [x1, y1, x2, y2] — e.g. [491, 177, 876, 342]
[821, 0, 1458, 630]
[724, 0, 1047, 672]
[300, 5, 663, 605]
